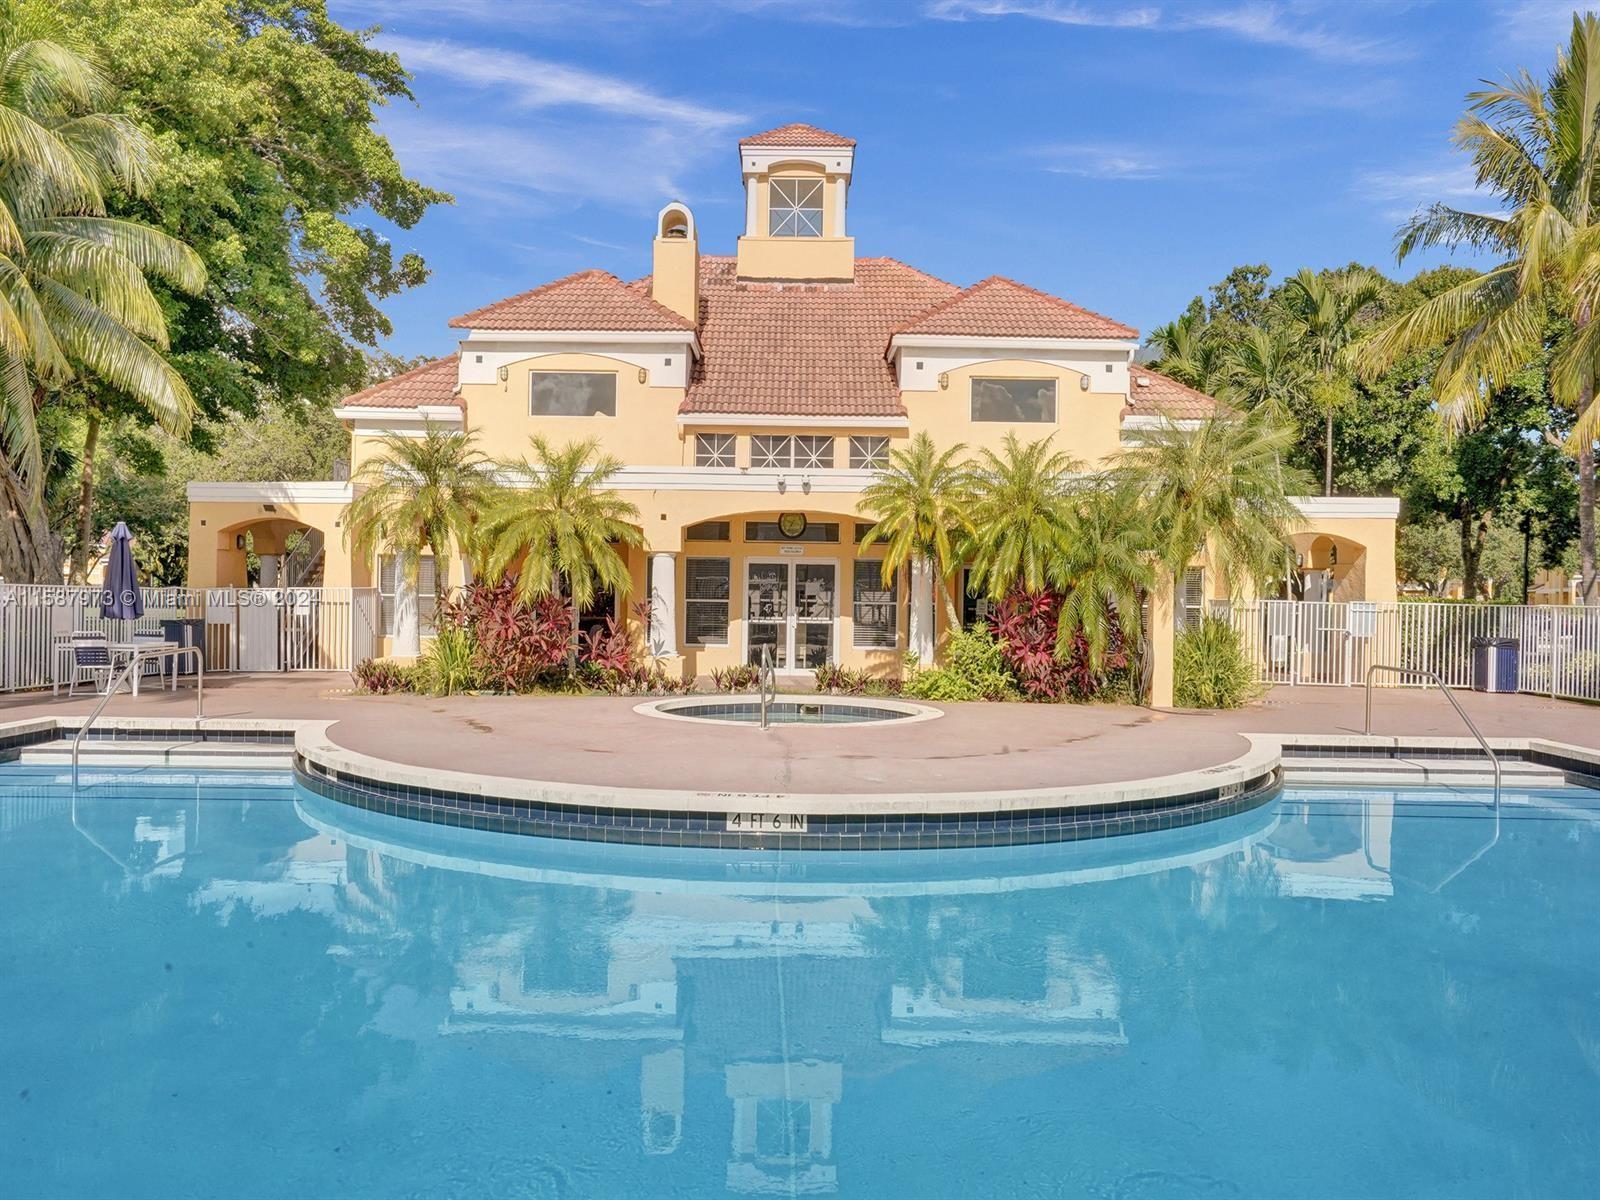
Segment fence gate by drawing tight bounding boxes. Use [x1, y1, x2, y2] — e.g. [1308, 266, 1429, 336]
[1222, 599, 1600, 703]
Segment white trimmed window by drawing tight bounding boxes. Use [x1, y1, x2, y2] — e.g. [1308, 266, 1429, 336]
[685, 558, 731, 645]
[849, 435, 889, 469]
[531, 371, 617, 417]
[852, 561, 897, 648]
[769, 178, 824, 238]
[751, 434, 790, 469]
[695, 432, 736, 468]
[752, 434, 834, 469]
[379, 553, 437, 635]
[1179, 567, 1205, 631]
[971, 377, 1057, 423]
[795, 435, 833, 469]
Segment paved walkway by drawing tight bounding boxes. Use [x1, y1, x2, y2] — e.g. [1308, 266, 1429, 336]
[3, 676, 1595, 795]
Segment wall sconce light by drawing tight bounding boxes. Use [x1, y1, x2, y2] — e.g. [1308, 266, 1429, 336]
[801, 477, 812, 494]
[1328, 545, 1338, 565]
[638, 367, 648, 384]
[938, 372, 949, 391]
[497, 365, 509, 382]
[235, 534, 246, 550]
[1079, 375, 1090, 391]
[777, 478, 788, 494]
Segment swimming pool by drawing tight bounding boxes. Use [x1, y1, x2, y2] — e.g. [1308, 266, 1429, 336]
[2, 763, 1596, 1198]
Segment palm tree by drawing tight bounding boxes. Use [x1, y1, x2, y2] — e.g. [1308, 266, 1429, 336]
[963, 432, 1081, 599]
[1050, 481, 1156, 672]
[1147, 311, 1230, 393]
[1358, 13, 1600, 603]
[1280, 267, 1385, 496]
[1224, 325, 1313, 427]
[479, 437, 643, 660]
[342, 425, 495, 657]
[1115, 412, 1305, 602]
[858, 431, 971, 660]
[0, 4, 206, 582]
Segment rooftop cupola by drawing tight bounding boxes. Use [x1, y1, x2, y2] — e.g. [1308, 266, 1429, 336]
[734, 123, 855, 283]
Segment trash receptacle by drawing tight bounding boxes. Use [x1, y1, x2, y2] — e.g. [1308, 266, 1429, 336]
[1470, 636, 1519, 693]
[160, 618, 205, 674]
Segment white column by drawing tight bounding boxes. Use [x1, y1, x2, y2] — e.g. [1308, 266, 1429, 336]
[649, 551, 678, 656]
[830, 177, 847, 236]
[908, 557, 935, 665]
[392, 548, 420, 659]
[744, 177, 759, 237]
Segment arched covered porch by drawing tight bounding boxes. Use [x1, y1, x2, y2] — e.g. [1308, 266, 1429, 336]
[638, 503, 902, 681]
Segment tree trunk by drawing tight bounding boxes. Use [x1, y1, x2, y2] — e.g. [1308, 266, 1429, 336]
[1580, 437, 1598, 605]
[1324, 406, 1334, 496]
[70, 408, 101, 585]
[1459, 512, 1486, 601]
[908, 556, 936, 666]
[393, 548, 421, 659]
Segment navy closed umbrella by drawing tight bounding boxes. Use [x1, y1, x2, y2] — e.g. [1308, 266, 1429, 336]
[100, 521, 144, 620]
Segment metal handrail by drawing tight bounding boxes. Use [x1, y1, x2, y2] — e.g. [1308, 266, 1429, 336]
[758, 644, 776, 730]
[1363, 663, 1500, 805]
[71, 645, 204, 790]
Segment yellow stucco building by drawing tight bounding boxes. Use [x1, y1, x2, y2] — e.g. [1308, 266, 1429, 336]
[186, 123, 1398, 696]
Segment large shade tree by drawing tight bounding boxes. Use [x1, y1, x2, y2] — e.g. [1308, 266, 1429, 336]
[341, 426, 494, 658]
[0, 0, 204, 582]
[1360, 11, 1600, 603]
[44, 0, 449, 580]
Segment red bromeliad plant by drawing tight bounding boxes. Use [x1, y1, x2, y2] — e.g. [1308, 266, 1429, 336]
[437, 578, 572, 692]
[990, 589, 1127, 701]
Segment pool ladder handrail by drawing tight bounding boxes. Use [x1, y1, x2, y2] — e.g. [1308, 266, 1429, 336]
[758, 644, 776, 730]
[71, 644, 204, 791]
[1363, 663, 1500, 807]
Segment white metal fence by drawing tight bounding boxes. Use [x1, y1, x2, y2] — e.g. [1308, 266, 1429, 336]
[1220, 599, 1600, 702]
[0, 584, 378, 692]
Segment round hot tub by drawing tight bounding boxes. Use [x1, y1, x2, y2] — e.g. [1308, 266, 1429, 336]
[636, 695, 943, 726]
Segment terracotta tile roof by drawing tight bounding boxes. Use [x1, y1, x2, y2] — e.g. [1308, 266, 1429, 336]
[448, 268, 694, 332]
[339, 356, 460, 409]
[739, 123, 856, 148]
[894, 275, 1138, 341]
[1122, 367, 1219, 420]
[675, 256, 958, 418]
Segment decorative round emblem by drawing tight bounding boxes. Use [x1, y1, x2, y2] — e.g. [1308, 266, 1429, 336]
[778, 512, 808, 539]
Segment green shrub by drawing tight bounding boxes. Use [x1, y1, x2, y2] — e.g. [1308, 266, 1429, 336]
[903, 627, 1018, 701]
[354, 657, 416, 694]
[418, 625, 483, 696]
[1174, 617, 1261, 709]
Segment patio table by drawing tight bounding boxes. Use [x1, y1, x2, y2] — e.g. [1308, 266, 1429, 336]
[53, 637, 179, 697]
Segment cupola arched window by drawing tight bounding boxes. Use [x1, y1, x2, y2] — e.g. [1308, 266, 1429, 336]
[769, 178, 824, 237]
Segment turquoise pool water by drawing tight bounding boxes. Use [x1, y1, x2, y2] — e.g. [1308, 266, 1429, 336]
[1, 764, 1596, 1199]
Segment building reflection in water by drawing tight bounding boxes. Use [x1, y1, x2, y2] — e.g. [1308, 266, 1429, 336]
[19, 778, 1491, 1198]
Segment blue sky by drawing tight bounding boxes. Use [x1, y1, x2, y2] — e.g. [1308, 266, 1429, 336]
[330, 0, 1582, 358]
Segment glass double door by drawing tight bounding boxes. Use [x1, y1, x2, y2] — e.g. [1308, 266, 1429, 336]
[746, 560, 836, 670]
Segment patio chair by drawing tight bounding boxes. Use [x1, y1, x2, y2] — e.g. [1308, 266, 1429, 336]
[131, 630, 175, 690]
[66, 632, 115, 697]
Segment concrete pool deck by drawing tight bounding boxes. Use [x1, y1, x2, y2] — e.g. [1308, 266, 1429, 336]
[2, 674, 1596, 798]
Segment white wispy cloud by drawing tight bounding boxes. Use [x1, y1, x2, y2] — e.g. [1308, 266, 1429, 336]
[380, 113, 724, 216]
[924, 0, 1408, 63]
[1355, 160, 1500, 222]
[1030, 142, 1170, 179]
[377, 34, 746, 131]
